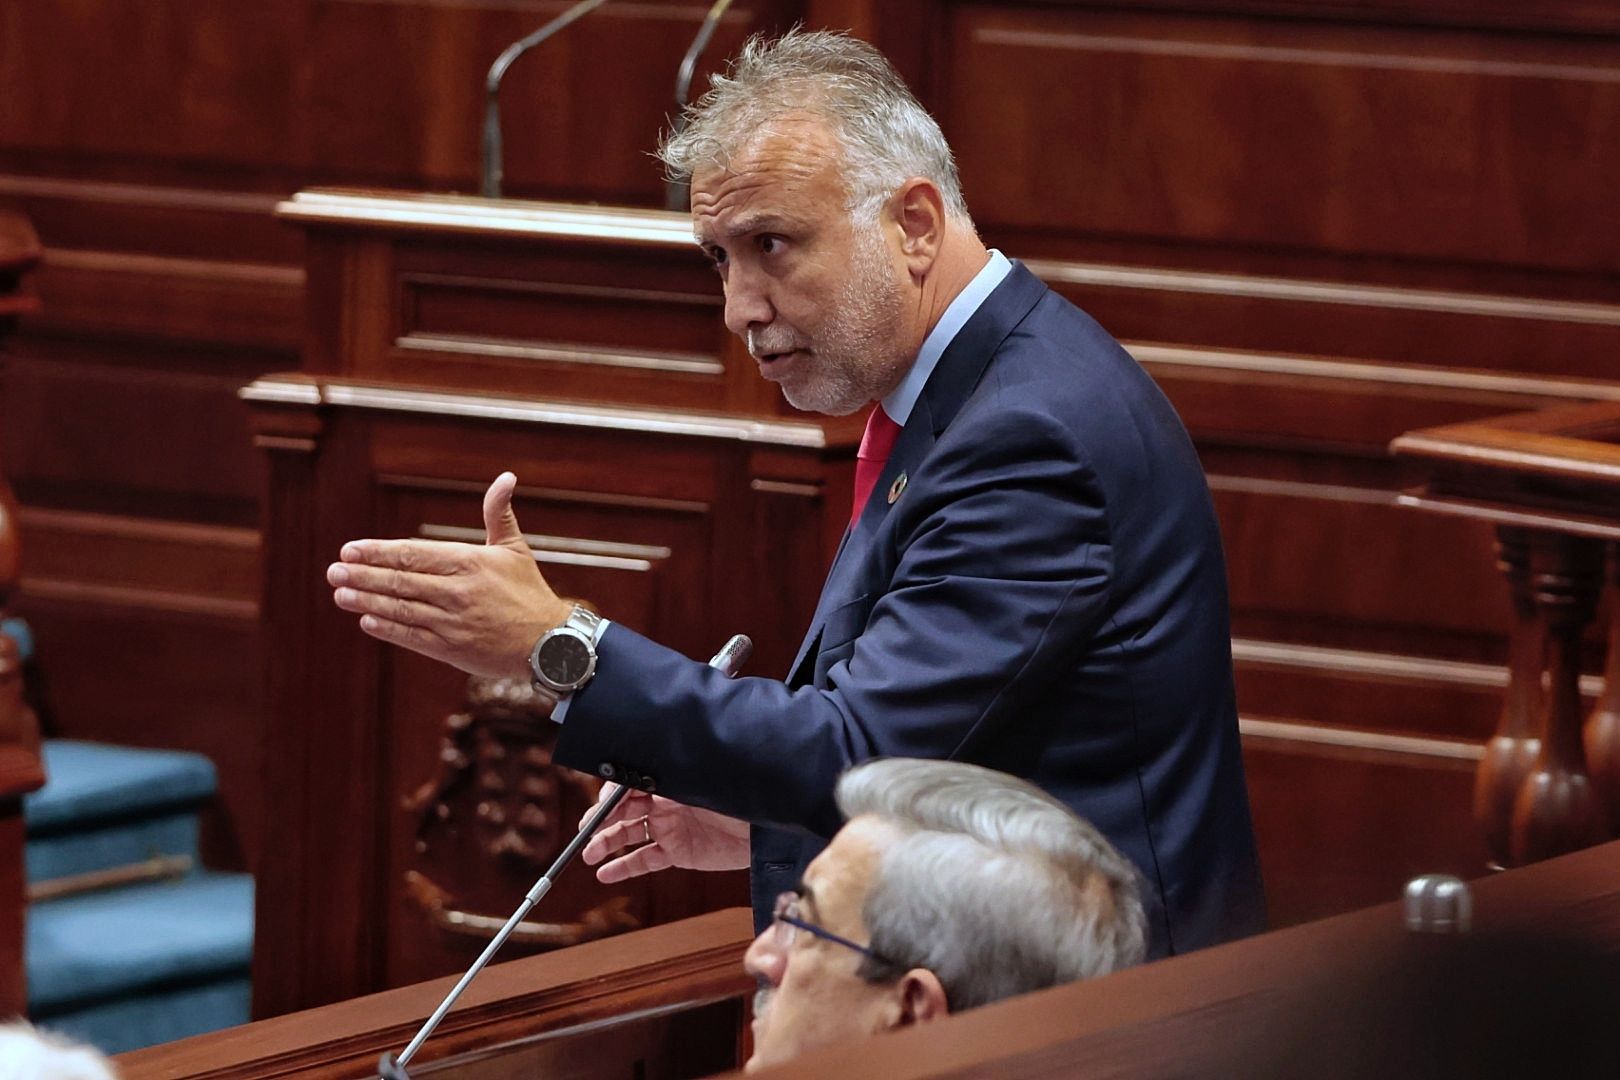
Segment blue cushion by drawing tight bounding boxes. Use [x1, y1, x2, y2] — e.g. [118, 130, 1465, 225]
[25, 741, 217, 835]
[33, 976, 251, 1055]
[27, 812, 200, 884]
[27, 871, 254, 1013]
[1, 616, 32, 663]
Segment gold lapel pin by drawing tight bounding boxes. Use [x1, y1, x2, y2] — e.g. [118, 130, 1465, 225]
[888, 473, 907, 504]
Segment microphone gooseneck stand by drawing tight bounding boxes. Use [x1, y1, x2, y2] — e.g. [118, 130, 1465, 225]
[664, 0, 737, 211]
[378, 633, 753, 1079]
[481, 0, 614, 198]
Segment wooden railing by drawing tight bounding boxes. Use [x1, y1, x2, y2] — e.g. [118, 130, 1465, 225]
[114, 845, 1620, 1079]
[747, 840, 1620, 1079]
[1394, 403, 1620, 865]
[116, 907, 755, 1079]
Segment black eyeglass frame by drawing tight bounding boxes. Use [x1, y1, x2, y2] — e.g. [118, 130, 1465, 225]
[770, 890, 900, 969]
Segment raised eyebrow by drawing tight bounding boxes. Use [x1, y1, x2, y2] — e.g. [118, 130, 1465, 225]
[722, 213, 799, 240]
[695, 212, 799, 249]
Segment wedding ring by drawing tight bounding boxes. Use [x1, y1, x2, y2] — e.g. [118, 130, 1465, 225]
[642, 817, 652, 845]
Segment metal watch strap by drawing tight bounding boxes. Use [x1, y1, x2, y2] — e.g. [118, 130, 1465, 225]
[564, 604, 603, 642]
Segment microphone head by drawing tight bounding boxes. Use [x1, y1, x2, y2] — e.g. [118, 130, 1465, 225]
[378, 1052, 413, 1080]
[710, 634, 753, 677]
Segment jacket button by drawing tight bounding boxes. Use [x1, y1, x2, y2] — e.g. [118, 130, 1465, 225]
[598, 763, 616, 780]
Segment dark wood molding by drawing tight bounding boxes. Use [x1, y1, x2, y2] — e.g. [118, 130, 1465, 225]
[118, 907, 755, 1080]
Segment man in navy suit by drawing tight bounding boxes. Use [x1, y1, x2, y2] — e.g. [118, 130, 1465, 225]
[328, 30, 1263, 957]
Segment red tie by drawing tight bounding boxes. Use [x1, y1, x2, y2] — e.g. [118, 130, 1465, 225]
[851, 405, 902, 525]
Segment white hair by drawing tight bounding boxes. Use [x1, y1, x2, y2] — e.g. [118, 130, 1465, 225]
[659, 29, 971, 225]
[0, 1023, 117, 1080]
[835, 759, 1147, 1011]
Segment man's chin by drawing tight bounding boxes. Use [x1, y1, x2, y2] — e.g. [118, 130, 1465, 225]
[779, 383, 868, 417]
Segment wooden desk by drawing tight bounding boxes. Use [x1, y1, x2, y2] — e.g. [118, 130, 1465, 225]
[118, 846, 1620, 1079]
[117, 907, 755, 1079]
[1394, 405, 1620, 866]
[747, 839, 1620, 1080]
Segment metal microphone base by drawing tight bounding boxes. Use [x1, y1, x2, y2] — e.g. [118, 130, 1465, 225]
[378, 1051, 412, 1079]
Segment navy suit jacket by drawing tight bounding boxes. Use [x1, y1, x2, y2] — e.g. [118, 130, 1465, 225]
[555, 263, 1264, 958]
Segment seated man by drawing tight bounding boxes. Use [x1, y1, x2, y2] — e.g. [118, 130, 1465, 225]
[731, 758, 1145, 1070]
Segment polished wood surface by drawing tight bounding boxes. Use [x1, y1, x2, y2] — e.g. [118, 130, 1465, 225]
[0, 210, 42, 1016]
[116, 907, 755, 1080]
[0, 630, 42, 1017]
[116, 845, 1620, 1080]
[1395, 404, 1620, 864]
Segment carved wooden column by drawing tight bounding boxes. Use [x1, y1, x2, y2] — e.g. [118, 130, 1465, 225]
[0, 211, 44, 1016]
[1394, 402, 1620, 867]
[1510, 533, 1607, 864]
[1584, 542, 1620, 836]
[1475, 526, 1544, 867]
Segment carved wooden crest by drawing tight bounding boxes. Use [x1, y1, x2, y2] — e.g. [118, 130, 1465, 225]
[403, 674, 639, 949]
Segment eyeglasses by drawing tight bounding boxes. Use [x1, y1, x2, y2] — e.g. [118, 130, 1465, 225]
[769, 890, 897, 967]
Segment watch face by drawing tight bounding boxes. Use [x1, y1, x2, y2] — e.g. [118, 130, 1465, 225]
[537, 631, 593, 687]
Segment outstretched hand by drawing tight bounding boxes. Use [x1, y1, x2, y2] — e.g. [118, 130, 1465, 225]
[328, 472, 570, 678]
[581, 784, 751, 884]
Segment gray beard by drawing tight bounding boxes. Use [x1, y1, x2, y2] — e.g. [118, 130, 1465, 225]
[767, 225, 908, 416]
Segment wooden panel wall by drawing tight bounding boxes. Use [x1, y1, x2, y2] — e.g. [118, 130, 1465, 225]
[0, 0, 804, 876]
[924, 0, 1620, 921]
[3, 0, 1618, 930]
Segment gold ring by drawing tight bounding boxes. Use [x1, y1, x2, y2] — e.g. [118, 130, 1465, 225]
[642, 817, 652, 846]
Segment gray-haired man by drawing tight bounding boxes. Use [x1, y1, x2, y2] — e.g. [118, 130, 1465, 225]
[330, 28, 1262, 959]
[740, 758, 1146, 1071]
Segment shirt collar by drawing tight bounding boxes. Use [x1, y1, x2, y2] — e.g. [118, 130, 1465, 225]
[881, 249, 1013, 425]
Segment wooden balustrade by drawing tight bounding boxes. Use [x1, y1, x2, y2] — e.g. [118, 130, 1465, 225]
[1587, 543, 1620, 835]
[1394, 402, 1620, 864]
[0, 210, 44, 1014]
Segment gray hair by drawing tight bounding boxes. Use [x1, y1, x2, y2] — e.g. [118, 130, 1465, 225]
[835, 759, 1147, 1011]
[659, 29, 971, 224]
[0, 1022, 117, 1080]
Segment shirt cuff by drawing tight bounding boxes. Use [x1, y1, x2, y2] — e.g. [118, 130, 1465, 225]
[548, 618, 612, 724]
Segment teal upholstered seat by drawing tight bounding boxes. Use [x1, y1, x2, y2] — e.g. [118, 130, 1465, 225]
[25, 740, 216, 834]
[27, 871, 254, 1012]
[19, 735, 254, 1054]
[25, 741, 216, 884]
[0, 616, 32, 662]
[27, 872, 254, 1053]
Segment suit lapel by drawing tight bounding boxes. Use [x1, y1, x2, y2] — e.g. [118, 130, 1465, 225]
[784, 263, 1050, 685]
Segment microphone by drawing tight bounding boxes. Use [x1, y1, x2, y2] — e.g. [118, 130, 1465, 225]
[664, 0, 736, 210]
[481, 0, 614, 199]
[378, 633, 753, 1079]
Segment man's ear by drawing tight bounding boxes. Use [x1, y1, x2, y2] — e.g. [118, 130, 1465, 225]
[888, 178, 947, 280]
[895, 968, 951, 1027]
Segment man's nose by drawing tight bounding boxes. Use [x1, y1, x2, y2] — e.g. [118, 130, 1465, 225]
[723, 266, 773, 338]
[743, 928, 787, 987]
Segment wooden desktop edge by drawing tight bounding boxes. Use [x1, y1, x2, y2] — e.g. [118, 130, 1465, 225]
[738, 840, 1620, 1080]
[116, 907, 755, 1079]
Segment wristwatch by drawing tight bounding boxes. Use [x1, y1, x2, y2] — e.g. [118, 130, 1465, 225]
[528, 605, 604, 694]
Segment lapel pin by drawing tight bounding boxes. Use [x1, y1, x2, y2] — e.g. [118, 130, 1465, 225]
[888, 473, 907, 504]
